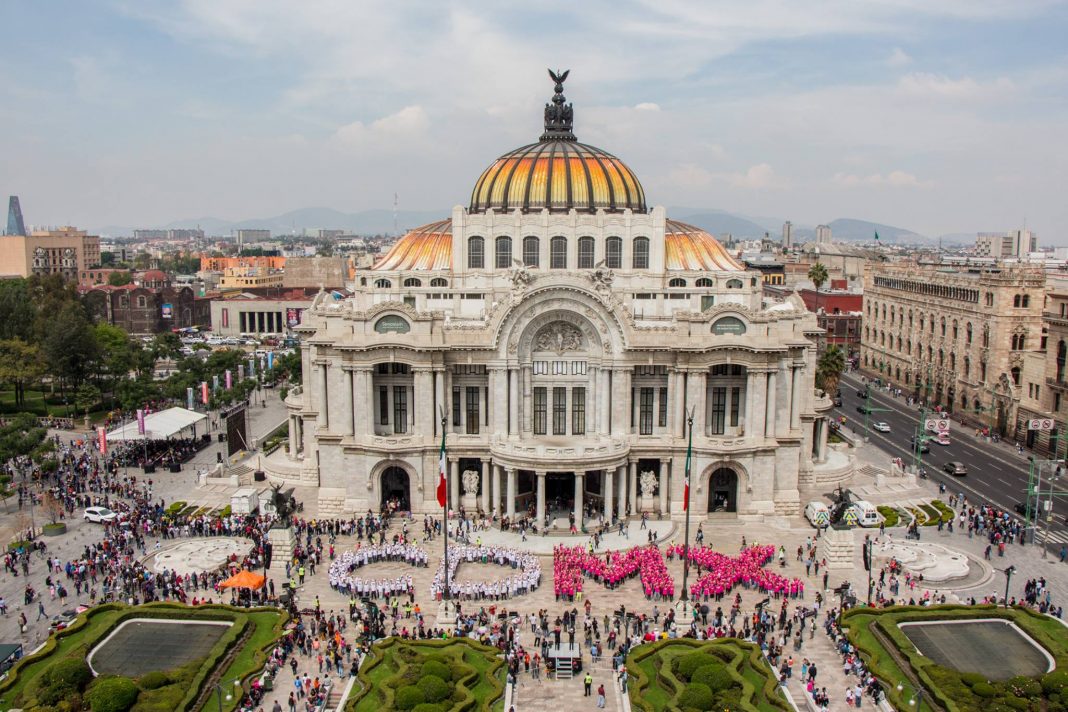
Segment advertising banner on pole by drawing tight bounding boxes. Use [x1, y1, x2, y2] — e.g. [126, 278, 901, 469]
[136, 409, 145, 435]
[187, 387, 195, 410]
[97, 426, 107, 455]
[225, 370, 232, 390]
[201, 381, 209, 404]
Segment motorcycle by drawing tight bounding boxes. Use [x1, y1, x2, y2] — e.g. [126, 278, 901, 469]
[919, 469, 929, 480]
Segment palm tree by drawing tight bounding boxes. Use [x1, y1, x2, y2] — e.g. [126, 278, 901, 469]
[808, 261, 829, 314]
[817, 345, 846, 396]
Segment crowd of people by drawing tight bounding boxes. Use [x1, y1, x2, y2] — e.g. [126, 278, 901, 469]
[430, 545, 542, 601]
[327, 542, 427, 599]
[553, 545, 674, 601]
[108, 436, 206, 469]
[666, 544, 806, 600]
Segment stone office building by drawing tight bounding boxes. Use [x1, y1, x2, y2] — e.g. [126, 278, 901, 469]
[265, 73, 839, 520]
[860, 262, 1045, 433]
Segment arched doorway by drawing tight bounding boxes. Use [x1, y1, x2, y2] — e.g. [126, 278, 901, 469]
[707, 468, 738, 513]
[380, 466, 410, 511]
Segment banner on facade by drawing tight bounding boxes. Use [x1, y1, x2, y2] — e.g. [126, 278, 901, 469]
[136, 409, 145, 435]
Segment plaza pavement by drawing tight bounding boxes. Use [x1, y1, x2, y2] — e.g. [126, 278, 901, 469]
[5, 399, 1068, 710]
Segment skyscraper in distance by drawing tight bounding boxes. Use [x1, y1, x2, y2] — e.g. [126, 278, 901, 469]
[6, 196, 25, 236]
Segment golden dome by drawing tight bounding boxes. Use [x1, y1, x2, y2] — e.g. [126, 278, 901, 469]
[469, 69, 646, 215]
[665, 220, 745, 271]
[372, 219, 452, 271]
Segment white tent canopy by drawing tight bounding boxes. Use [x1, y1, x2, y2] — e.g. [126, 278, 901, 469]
[106, 407, 207, 442]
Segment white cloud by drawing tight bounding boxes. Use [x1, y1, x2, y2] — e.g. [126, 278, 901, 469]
[897, 72, 1014, 100]
[833, 170, 933, 188]
[729, 163, 782, 189]
[634, 102, 661, 111]
[334, 106, 430, 148]
[886, 47, 912, 67]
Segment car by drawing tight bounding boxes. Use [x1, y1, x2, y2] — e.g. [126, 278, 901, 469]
[933, 432, 951, 446]
[943, 461, 967, 476]
[83, 506, 117, 523]
[872, 422, 891, 433]
[833, 396, 843, 407]
[856, 404, 875, 415]
[857, 389, 869, 399]
[909, 437, 930, 454]
[1015, 502, 1035, 518]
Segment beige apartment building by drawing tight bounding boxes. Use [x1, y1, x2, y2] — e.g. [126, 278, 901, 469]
[217, 266, 284, 289]
[1015, 274, 1068, 456]
[861, 262, 1045, 434]
[0, 226, 101, 279]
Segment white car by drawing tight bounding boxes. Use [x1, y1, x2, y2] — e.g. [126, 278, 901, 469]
[933, 433, 951, 446]
[83, 506, 117, 523]
[872, 422, 891, 433]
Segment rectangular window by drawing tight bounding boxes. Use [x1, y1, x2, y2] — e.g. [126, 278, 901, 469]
[701, 295, 715, 311]
[572, 361, 587, 375]
[578, 238, 595, 269]
[639, 387, 654, 435]
[452, 386, 461, 427]
[379, 386, 389, 425]
[393, 386, 408, 434]
[553, 361, 567, 375]
[533, 387, 547, 435]
[730, 386, 741, 427]
[710, 386, 727, 435]
[553, 387, 567, 435]
[1056, 393, 1062, 412]
[523, 238, 539, 267]
[465, 386, 480, 434]
[572, 387, 586, 435]
[533, 361, 548, 375]
[658, 386, 668, 427]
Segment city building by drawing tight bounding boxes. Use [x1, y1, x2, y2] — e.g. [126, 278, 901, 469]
[217, 266, 284, 289]
[83, 282, 211, 334]
[283, 257, 351, 289]
[975, 229, 1037, 259]
[78, 268, 130, 288]
[1016, 274, 1068, 455]
[796, 243, 873, 285]
[133, 228, 206, 241]
[6, 196, 25, 236]
[199, 256, 286, 272]
[265, 72, 840, 519]
[860, 262, 1045, 433]
[766, 282, 862, 355]
[815, 225, 832, 245]
[236, 229, 271, 244]
[210, 289, 315, 336]
[782, 221, 793, 249]
[742, 254, 786, 285]
[0, 226, 101, 280]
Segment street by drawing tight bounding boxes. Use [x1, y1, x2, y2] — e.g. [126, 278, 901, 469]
[835, 371, 1068, 551]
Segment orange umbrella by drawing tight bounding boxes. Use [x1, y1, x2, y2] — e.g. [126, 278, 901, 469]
[219, 569, 266, 590]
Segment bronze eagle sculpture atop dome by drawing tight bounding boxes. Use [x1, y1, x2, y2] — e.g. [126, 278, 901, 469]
[542, 68, 575, 140]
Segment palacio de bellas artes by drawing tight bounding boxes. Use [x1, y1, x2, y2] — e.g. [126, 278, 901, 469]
[267, 71, 844, 523]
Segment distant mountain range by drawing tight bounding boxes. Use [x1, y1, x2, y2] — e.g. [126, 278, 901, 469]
[97, 206, 962, 246]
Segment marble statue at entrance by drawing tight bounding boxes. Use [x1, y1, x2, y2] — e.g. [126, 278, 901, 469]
[461, 469, 480, 511]
[639, 470, 658, 513]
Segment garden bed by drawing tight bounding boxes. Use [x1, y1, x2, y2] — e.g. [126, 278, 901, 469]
[626, 638, 791, 712]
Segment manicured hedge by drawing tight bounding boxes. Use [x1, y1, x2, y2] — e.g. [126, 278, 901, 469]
[843, 605, 1068, 712]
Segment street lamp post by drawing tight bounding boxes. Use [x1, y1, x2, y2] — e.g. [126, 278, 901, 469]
[213, 679, 241, 712]
[896, 682, 924, 710]
[1003, 565, 1016, 608]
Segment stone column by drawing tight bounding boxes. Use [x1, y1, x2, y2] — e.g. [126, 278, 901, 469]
[790, 365, 802, 430]
[818, 418, 830, 462]
[508, 369, 519, 436]
[617, 464, 627, 518]
[604, 468, 614, 522]
[600, 367, 611, 434]
[751, 370, 767, 439]
[287, 415, 297, 456]
[521, 366, 532, 433]
[318, 364, 329, 430]
[612, 369, 631, 435]
[765, 368, 778, 438]
[574, 471, 585, 526]
[687, 370, 707, 437]
[491, 464, 501, 516]
[490, 369, 507, 435]
[588, 366, 599, 434]
[481, 460, 490, 514]
[342, 369, 354, 436]
[658, 459, 668, 515]
[536, 471, 546, 527]
[668, 369, 679, 437]
[450, 459, 460, 511]
[506, 468, 517, 518]
[354, 368, 371, 436]
[434, 369, 445, 436]
[414, 368, 433, 437]
[628, 461, 638, 514]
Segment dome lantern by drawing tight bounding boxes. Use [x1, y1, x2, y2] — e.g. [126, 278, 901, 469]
[469, 69, 646, 215]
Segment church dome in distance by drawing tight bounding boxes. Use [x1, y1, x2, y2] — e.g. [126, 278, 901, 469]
[469, 70, 646, 215]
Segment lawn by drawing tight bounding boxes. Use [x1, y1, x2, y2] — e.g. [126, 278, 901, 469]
[348, 637, 506, 712]
[627, 638, 791, 712]
[842, 605, 1068, 712]
[0, 388, 109, 421]
[0, 602, 285, 712]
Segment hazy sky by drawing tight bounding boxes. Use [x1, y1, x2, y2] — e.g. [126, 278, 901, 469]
[2, 1, 1067, 240]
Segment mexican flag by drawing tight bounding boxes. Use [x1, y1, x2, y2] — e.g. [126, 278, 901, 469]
[436, 429, 448, 508]
[683, 415, 693, 510]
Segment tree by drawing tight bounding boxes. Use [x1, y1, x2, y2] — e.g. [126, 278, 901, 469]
[808, 262, 828, 292]
[43, 302, 100, 392]
[0, 279, 37, 340]
[0, 338, 44, 405]
[107, 270, 132, 286]
[816, 345, 846, 396]
[74, 382, 101, 424]
[41, 491, 64, 525]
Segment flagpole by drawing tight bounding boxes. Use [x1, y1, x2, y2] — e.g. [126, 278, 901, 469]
[680, 407, 695, 605]
[439, 407, 450, 617]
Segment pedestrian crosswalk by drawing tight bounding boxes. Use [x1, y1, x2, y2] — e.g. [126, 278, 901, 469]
[1034, 528, 1068, 546]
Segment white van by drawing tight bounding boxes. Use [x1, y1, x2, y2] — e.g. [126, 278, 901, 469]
[804, 501, 830, 528]
[850, 500, 880, 528]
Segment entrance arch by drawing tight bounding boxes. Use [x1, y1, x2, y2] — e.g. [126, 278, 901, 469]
[707, 467, 738, 513]
[380, 466, 411, 511]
